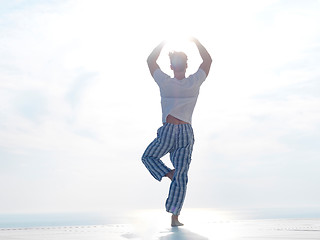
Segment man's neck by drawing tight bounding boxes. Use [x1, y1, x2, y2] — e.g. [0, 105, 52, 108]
[174, 71, 186, 80]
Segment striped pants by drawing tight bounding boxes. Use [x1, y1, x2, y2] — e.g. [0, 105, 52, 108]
[141, 123, 194, 215]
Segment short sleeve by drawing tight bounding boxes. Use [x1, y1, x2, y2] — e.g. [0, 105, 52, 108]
[190, 68, 207, 86]
[153, 69, 170, 85]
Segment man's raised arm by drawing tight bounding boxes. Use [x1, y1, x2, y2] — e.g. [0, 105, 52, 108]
[147, 41, 166, 76]
[191, 38, 212, 77]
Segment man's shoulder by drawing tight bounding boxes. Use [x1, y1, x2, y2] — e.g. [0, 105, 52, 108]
[153, 69, 171, 82]
[188, 68, 207, 81]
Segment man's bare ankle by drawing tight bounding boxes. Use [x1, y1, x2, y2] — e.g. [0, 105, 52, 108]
[171, 214, 184, 227]
[165, 169, 175, 181]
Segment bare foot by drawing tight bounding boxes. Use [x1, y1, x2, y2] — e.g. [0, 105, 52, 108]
[165, 169, 175, 181]
[171, 215, 184, 227]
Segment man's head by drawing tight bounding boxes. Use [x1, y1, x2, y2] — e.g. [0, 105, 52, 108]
[169, 51, 188, 72]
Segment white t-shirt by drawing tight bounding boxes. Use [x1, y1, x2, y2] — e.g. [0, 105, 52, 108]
[153, 68, 207, 124]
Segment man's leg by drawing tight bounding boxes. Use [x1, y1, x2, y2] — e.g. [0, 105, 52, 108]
[141, 124, 175, 181]
[165, 149, 191, 215]
[165, 124, 194, 224]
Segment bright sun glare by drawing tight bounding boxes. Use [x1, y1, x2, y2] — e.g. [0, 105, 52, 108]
[165, 36, 194, 52]
[158, 36, 203, 74]
[131, 208, 240, 239]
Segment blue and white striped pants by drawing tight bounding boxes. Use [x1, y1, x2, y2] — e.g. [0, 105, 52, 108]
[142, 123, 194, 215]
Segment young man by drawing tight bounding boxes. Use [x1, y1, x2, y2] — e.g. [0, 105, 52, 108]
[141, 38, 212, 227]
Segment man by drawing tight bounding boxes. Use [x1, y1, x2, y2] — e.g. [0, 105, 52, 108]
[141, 37, 212, 227]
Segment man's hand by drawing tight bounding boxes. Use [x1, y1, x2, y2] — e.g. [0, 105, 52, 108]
[189, 37, 199, 43]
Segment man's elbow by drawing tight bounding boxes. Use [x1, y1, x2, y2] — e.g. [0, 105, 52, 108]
[147, 55, 154, 64]
[203, 56, 212, 68]
[147, 58, 152, 69]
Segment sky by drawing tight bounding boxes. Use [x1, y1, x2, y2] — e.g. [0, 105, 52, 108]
[0, 0, 320, 217]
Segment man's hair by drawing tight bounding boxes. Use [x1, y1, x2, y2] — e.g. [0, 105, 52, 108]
[169, 51, 188, 71]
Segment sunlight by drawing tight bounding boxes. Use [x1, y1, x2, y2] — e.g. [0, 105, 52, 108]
[3, 0, 320, 226]
[129, 209, 168, 239]
[156, 35, 203, 75]
[181, 208, 241, 240]
[129, 208, 242, 240]
[165, 35, 193, 52]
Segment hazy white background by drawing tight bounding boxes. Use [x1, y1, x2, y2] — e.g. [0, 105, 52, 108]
[1, 0, 319, 216]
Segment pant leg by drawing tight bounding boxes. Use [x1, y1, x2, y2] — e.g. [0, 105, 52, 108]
[165, 124, 194, 215]
[141, 124, 175, 181]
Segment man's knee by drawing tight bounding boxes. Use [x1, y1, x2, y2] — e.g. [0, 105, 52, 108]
[141, 154, 152, 166]
[141, 155, 148, 164]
